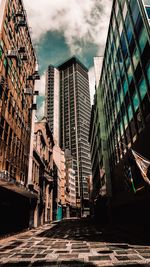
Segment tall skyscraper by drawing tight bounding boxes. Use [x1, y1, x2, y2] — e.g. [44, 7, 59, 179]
[45, 65, 60, 145]
[89, 0, 150, 222]
[45, 57, 92, 210]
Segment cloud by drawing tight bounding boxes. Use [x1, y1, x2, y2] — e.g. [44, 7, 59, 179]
[24, 0, 112, 56]
[23, 0, 112, 109]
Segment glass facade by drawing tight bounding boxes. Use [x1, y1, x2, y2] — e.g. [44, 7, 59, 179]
[99, 0, 150, 167]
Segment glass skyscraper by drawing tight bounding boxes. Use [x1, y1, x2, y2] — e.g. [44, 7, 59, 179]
[101, 0, 150, 168]
[90, 0, 150, 223]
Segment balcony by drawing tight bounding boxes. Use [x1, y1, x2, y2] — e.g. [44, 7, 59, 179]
[32, 71, 40, 80]
[27, 71, 40, 81]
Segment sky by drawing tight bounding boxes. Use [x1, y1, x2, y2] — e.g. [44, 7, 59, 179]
[23, 0, 112, 118]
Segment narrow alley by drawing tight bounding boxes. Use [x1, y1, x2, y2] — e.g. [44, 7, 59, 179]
[0, 218, 150, 267]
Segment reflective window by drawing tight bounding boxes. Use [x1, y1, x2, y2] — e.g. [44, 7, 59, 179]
[139, 78, 147, 100]
[130, 0, 144, 35]
[146, 6, 150, 18]
[122, 1, 127, 19]
[115, 0, 119, 17]
[123, 114, 128, 129]
[123, 79, 128, 95]
[130, 0, 140, 24]
[132, 48, 140, 70]
[125, 14, 133, 44]
[128, 105, 133, 121]
[117, 97, 120, 111]
[120, 121, 124, 136]
[120, 32, 128, 58]
[120, 90, 124, 104]
[133, 92, 139, 111]
[139, 27, 148, 52]
[127, 65, 133, 84]
[146, 63, 150, 84]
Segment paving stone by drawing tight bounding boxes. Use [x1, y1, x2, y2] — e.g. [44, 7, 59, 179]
[141, 254, 150, 258]
[72, 244, 88, 249]
[12, 253, 34, 258]
[136, 249, 150, 253]
[115, 255, 130, 261]
[58, 254, 78, 259]
[46, 250, 54, 253]
[89, 255, 111, 261]
[34, 254, 47, 258]
[115, 250, 138, 255]
[72, 249, 90, 253]
[113, 263, 143, 266]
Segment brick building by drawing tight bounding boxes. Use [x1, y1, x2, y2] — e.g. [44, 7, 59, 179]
[0, 0, 39, 234]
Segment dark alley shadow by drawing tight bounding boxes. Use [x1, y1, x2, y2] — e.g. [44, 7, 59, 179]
[37, 218, 150, 246]
[1, 260, 150, 267]
[1, 259, 97, 267]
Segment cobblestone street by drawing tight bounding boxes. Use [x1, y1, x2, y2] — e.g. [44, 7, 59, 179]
[0, 218, 150, 266]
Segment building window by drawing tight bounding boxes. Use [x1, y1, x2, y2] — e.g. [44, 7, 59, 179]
[132, 47, 140, 70]
[146, 6, 150, 19]
[138, 27, 148, 52]
[146, 63, 150, 85]
[138, 78, 147, 100]
[128, 105, 133, 121]
[133, 92, 139, 112]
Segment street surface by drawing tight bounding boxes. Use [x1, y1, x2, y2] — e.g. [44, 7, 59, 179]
[0, 218, 150, 266]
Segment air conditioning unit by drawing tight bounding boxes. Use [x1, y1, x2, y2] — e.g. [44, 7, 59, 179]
[18, 46, 26, 53]
[34, 90, 39, 96]
[7, 50, 18, 58]
[24, 88, 33, 95]
[0, 170, 10, 179]
[20, 54, 28, 61]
